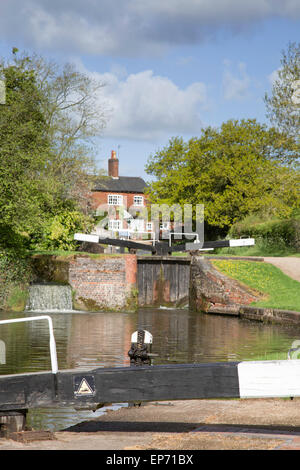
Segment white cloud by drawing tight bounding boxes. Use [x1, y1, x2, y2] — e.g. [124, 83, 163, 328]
[222, 61, 251, 101]
[89, 69, 208, 140]
[0, 0, 299, 56]
[268, 69, 280, 85]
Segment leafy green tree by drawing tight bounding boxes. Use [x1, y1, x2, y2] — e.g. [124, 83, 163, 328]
[146, 119, 300, 233]
[264, 42, 300, 146]
[0, 55, 52, 238]
[11, 52, 108, 213]
[0, 50, 107, 251]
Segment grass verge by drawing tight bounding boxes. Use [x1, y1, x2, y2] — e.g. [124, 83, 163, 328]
[213, 239, 299, 257]
[211, 259, 300, 312]
[6, 285, 29, 311]
[29, 248, 123, 259]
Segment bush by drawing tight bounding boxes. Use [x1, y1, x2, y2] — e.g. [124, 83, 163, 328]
[0, 248, 31, 310]
[31, 210, 94, 251]
[229, 214, 300, 252]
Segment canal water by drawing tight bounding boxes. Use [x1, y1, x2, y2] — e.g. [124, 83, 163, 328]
[1, 308, 300, 431]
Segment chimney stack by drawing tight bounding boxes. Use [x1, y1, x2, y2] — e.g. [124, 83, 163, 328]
[108, 150, 119, 179]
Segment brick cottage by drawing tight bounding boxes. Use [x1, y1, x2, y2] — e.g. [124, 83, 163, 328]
[91, 150, 154, 237]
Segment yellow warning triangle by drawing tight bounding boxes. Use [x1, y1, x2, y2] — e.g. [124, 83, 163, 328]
[76, 378, 93, 395]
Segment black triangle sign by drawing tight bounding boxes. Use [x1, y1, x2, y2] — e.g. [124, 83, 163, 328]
[74, 377, 95, 396]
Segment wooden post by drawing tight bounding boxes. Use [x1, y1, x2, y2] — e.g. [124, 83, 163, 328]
[0, 410, 28, 438]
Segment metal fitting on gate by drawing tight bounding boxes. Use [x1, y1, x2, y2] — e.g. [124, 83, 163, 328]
[128, 329, 154, 366]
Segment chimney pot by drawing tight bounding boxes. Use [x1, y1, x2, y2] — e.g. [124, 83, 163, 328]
[108, 150, 119, 178]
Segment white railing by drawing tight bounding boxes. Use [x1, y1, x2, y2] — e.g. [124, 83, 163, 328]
[0, 315, 58, 374]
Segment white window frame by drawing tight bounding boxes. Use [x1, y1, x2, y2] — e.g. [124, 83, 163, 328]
[108, 194, 123, 206]
[109, 219, 122, 231]
[128, 219, 145, 232]
[146, 222, 153, 231]
[133, 195, 144, 206]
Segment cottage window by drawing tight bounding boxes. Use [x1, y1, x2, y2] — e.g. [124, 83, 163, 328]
[109, 219, 122, 231]
[133, 195, 144, 206]
[108, 194, 123, 205]
[128, 219, 144, 232]
[146, 222, 153, 231]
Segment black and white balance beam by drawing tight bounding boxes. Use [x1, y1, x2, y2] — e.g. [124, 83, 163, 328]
[185, 238, 255, 251]
[74, 233, 255, 252]
[0, 359, 300, 411]
[234, 359, 300, 399]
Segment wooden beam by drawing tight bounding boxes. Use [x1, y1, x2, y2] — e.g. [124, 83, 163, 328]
[184, 238, 255, 251]
[0, 363, 240, 410]
[2, 359, 300, 412]
[74, 233, 255, 254]
[98, 237, 156, 252]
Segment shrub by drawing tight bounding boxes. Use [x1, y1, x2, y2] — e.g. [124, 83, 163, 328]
[32, 210, 94, 251]
[229, 214, 300, 251]
[0, 248, 31, 310]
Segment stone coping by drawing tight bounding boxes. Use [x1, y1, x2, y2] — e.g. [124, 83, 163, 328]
[207, 304, 300, 325]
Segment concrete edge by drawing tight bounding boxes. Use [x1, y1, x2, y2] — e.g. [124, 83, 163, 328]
[207, 305, 300, 325]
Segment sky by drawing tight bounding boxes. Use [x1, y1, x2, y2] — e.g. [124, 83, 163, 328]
[0, 0, 299, 180]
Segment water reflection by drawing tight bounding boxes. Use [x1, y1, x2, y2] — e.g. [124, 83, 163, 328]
[1, 308, 300, 431]
[137, 308, 300, 364]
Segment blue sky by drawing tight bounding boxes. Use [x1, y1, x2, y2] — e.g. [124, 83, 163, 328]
[0, 1, 299, 180]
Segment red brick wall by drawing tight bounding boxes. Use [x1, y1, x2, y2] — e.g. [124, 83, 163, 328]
[68, 254, 137, 311]
[91, 191, 149, 211]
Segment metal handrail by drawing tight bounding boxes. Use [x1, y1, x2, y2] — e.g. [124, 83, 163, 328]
[0, 315, 58, 374]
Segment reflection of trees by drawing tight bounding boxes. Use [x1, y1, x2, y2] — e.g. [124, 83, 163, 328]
[137, 309, 190, 364]
[66, 313, 136, 369]
[137, 309, 300, 364]
[0, 312, 75, 374]
[0, 312, 51, 374]
[189, 314, 296, 363]
[0, 311, 137, 374]
[1, 309, 300, 377]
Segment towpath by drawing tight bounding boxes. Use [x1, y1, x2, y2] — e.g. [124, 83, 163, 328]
[264, 256, 300, 282]
[2, 399, 300, 450]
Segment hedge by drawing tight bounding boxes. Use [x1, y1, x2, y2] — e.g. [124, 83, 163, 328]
[229, 216, 300, 251]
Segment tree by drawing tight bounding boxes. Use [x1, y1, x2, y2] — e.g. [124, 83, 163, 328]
[145, 119, 300, 234]
[0, 55, 51, 238]
[12, 52, 108, 213]
[264, 42, 300, 146]
[0, 50, 108, 250]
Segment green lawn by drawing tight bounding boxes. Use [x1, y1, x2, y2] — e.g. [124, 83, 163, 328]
[211, 259, 300, 312]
